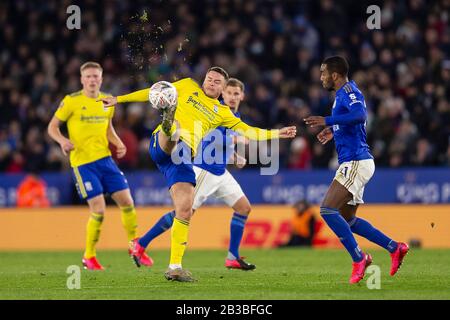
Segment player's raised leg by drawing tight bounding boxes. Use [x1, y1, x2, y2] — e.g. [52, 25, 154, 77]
[320, 180, 372, 284]
[225, 196, 255, 270]
[83, 195, 106, 270]
[341, 204, 409, 276]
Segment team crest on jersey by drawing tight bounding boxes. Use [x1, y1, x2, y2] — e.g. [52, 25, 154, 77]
[82, 106, 87, 110]
[84, 181, 93, 192]
[193, 92, 198, 96]
[213, 105, 219, 113]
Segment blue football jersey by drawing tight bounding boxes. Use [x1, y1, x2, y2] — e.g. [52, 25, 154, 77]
[326, 81, 373, 164]
[194, 111, 240, 176]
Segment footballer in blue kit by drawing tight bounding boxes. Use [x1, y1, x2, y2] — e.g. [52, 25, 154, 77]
[131, 78, 256, 271]
[304, 56, 409, 284]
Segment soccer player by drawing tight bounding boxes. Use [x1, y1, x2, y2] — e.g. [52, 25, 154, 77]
[99, 67, 296, 281]
[304, 56, 409, 284]
[47, 62, 152, 270]
[129, 78, 256, 271]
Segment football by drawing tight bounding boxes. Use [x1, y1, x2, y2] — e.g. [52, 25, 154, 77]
[148, 81, 178, 110]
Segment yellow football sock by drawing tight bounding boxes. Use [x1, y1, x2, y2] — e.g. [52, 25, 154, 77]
[170, 218, 190, 265]
[84, 212, 104, 258]
[120, 205, 138, 242]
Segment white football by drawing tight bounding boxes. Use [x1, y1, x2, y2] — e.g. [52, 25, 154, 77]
[148, 81, 178, 110]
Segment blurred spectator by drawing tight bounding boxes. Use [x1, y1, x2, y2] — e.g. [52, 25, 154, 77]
[279, 200, 317, 247]
[288, 136, 312, 169]
[0, 0, 448, 173]
[16, 173, 50, 208]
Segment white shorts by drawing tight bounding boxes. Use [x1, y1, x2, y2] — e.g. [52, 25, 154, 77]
[334, 159, 375, 205]
[193, 166, 245, 210]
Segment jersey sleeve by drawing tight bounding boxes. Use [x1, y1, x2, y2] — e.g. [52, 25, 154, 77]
[116, 78, 194, 103]
[54, 96, 73, 121]
[220, 109, 279, 140]
[325, 92, 367, 126]
[345, 91, 365, 109]
[109, 106, 115, 119]
[172, 77, 195, 95]
[117, 88, 149, 103]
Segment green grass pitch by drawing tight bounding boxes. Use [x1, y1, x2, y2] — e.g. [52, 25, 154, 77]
[0, 248, 449, 300]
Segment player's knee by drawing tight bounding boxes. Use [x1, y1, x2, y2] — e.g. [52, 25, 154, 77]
[347, 216, 357, 227]
[175, 208, 192, 221]
[233, 197, 251, 215]
[89, 201, 105, 215]
[319, 206, 338, 216]
[342, 213, 356, 222]
[92, 208, 105, 215]
[120, 198, 134, 208]
[238, 204, 251, 215]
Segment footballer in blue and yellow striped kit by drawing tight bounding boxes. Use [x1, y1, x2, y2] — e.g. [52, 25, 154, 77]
[48, 62, 152, 270]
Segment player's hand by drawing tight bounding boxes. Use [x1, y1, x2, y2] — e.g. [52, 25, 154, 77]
[304, 116, 326, 127]
[116, 144, 127, 158]
[232, 136, 250, 145]
[59, 139, 74, 156]
[317, 127, 333, 145]
[279, 126, 297, 138]
[235, 153, 247, 169]
[97, 96, 117, 108]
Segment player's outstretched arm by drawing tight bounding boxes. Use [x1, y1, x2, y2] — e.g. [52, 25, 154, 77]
[223, 117, 296, 140]
[304, 103, 366, 128]
[98, 88, 150, 107]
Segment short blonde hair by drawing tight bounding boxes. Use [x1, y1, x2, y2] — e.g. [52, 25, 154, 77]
[227, 78, 245, 92]
[80, 61, 103, 73]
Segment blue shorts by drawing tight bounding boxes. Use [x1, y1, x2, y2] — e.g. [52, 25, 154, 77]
[72, 156, 129, 200]
[149, 131, 196, 189]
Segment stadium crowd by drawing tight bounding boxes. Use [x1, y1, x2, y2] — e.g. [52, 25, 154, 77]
[0, 0, 449, 173]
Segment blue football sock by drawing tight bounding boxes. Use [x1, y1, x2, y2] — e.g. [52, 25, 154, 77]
[348, 217, 398, 253]
[139, 211, 175, 248]
[320, 207, 363, 262]
[228, 213, 248, 260]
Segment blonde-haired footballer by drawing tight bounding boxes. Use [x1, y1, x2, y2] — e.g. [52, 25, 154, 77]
[48, 62, 152, 270]
[99, 67, 297, 282]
